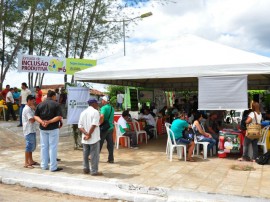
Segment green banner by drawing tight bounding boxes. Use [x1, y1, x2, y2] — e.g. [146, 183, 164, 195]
[66, 58, 96, 75]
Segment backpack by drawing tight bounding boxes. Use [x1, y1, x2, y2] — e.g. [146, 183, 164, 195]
[256, 151, 270, 165]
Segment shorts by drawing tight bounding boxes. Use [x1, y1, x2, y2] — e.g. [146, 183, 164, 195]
[176, 138, 191, 145]
[25, 133, 36, 152]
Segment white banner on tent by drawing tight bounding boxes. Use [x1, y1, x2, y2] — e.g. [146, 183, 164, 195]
[67, 87, 89, 124]
[198, 75, 248, 110]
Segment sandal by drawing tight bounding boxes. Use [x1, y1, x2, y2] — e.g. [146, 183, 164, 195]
[187, 158, 196, 162]
[24, 164, 34, 169]
[31, 162, 40, 166]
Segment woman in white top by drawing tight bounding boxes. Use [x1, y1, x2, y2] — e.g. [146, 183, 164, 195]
[239, 101, 262, 162]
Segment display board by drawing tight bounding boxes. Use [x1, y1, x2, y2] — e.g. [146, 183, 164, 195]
[199, 75, 248, 110]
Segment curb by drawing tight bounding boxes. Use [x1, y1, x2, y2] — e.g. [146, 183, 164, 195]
[0, 168, 268, 202]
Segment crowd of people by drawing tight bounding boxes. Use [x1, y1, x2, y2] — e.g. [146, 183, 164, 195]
[165, 97, 266, 163]
[0, 84, 268, 173]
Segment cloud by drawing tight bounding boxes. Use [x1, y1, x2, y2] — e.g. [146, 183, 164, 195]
[126, 0, 270, 56]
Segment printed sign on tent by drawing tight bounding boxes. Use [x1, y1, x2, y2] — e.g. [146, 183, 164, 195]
[67, 87, 89, 124]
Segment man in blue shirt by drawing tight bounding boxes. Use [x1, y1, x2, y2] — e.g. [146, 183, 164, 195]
[171, 112, 195, 162]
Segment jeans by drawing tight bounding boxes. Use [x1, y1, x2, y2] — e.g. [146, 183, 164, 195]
[176, 138, 191, 145]
[100, 129, 114, 161]
[242, 137, 258, 160]
[40, 128, 59, 171]
[25, 133, 36, 152]
[144, 125, 154, 139]
[6, 102, 16, 121]
[19, 104, 26, 126]
[124, 131, 138, 146]
[117, 102, 123, 109]
[198, 137, 216, 151]
[83, 142, 100, 174]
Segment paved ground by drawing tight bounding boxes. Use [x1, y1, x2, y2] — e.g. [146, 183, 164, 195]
[0, 119, 270, 201]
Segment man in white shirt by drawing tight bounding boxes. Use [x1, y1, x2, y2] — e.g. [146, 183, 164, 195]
[116, 91, 124, 111]
[78, 98, 102, 176]
[140, 108, 155, 140]
[18, 82, 31, 127]
[22, 95, 38, 168]
[117, 110, 139, 148]
[6, 88, 17, 121]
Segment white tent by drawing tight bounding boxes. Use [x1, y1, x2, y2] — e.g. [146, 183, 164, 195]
[74, 34, 270, 90]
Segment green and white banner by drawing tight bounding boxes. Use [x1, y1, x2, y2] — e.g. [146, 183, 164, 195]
[18, 55, 96, 75]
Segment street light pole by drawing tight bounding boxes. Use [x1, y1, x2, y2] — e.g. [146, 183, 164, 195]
[101, 12, 153, 56]
[123, 19, 126, 56]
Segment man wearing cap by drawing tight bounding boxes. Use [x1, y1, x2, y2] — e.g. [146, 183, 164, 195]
[22, 95, 39, 168]
[34, 90, 63, 172]
[78, 98, 102, 176]
[100, 95, 115, 163]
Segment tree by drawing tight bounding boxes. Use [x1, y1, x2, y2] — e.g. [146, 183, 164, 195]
[0, 0, 34, 90]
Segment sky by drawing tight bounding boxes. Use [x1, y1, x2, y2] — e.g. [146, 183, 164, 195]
[4, 0, 270, 91]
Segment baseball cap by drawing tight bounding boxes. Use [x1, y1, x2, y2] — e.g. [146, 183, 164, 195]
[87, 98, 98, 105]
[101, 96, 109, 102]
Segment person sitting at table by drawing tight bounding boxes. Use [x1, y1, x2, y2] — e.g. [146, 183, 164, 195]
[204, 111, 222, 150]
[139, 108, 155, 140]
[117, 110, 139, 149]
[192, 112, 216, 155]
[171, 112, 195, 162]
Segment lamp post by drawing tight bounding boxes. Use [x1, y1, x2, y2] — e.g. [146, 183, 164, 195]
[102, 12, 152, 56]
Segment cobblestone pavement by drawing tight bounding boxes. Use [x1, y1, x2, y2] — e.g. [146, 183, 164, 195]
[0, 119, 270, 201]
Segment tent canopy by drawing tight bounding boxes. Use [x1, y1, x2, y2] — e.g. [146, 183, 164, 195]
[74, 35, 270, 90]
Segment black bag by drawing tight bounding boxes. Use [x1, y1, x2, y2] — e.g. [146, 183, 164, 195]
[183, 129, 195, 141]
[100, 106, 112, 133]
[100, 120, 110, 132]
[256, 151, 270, 165]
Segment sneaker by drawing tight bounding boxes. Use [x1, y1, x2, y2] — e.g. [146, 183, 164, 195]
[51, 167, 63, 172]
[107, 160, 114, 163]
[17, 124, 22, 127]
[130, 146, 139, 149]
[91, 171, 103, 176]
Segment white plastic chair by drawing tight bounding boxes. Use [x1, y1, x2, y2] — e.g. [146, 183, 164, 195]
[258, 125, 270, 154]
[165, 124, 186, 161]
[114, 122, 130, 149]
[192, 125, 216, 159]
[132, 119, 148, 144]
[149, 117, 159, 139]
[193, 134, 209, 159]
[165, 122, 171, 154]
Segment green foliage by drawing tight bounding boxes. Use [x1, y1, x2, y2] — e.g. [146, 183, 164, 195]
[106, 85, 125, 102]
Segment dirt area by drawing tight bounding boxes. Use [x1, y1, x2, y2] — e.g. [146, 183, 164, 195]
[0, 183, 119, 202]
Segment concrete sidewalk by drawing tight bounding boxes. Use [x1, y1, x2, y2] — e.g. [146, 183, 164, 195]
[0, 120, 270, 201]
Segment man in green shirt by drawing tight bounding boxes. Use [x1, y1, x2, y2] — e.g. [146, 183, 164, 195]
[100, 96, 115, 163]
